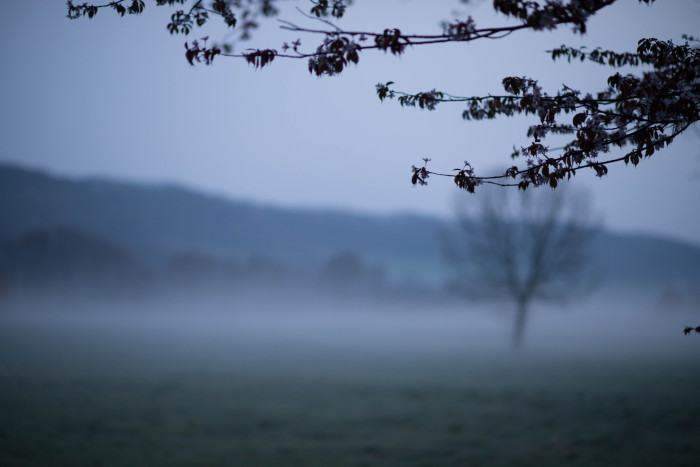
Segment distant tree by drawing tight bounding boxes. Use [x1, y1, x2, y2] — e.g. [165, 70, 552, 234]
[67, 0, 698, 191]
[0, 228, 147, 297]
[445, 187, 596, 348]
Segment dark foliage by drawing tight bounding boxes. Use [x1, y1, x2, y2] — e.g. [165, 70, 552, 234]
[66, 1, 697, 192]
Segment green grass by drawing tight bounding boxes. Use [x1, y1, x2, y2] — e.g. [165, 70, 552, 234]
[1, 310, 699, 466]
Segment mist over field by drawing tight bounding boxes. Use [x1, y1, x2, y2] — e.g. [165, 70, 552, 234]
[2, 165, 700, 466]
[2, 293, 699, 466]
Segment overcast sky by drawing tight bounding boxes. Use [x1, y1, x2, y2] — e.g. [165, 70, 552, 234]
[1, 1, 699, 246]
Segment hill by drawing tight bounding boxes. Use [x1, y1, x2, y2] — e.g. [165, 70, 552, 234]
[1, 163, 699, 291]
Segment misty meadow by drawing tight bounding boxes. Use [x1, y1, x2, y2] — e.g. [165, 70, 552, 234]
[2, 0, 700, 466]
[1, 164, 699, 466]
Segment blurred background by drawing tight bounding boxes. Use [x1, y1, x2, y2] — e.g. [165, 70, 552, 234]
[1, 1, 699, 465]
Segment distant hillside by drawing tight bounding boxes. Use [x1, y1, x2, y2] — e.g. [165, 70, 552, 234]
[1, 163, 699, 288]
[0, 164, 445, 282]
[590, 232, 700, 287]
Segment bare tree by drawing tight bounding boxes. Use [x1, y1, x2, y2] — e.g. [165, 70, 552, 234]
[446, 187, 597, 348]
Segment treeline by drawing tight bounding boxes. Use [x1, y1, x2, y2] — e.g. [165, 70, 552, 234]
[0, 228, 437, 304]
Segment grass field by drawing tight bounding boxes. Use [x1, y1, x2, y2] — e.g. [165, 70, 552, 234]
[1, 300, 699, 466]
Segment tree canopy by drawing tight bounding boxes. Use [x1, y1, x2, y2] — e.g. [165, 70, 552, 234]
[66, 0, 699, 193]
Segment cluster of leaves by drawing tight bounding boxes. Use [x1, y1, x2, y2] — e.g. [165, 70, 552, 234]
[67, 0, 279, 47]
[683, 326, 700, 335]
[374, 28, 410, 55]
[244, 48, 277, 68]
[491, 0, 654, 34]
[441, 17, 477, 41]
[295, 25, 408, 77]
[411, 158, 431, 186]
[211, 0, 237, 28]
[412, 159, 480, 193]
[67, 0, 146, 19]
[398, 89, 444, 111]
[550, 44, 646, 67]
[453, 161, 479, 193]
[184, 38, 221, 65]
[308, 35, 360, 76]
[168, 9, 209, 34]
[309, 0, 350, 19]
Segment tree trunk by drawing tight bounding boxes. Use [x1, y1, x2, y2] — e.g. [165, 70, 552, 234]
[512, 299, 529, 349]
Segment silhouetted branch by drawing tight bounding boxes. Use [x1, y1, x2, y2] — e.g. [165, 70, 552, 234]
[66, 0, 698, 192]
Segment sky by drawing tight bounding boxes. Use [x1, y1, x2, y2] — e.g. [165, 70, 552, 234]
[1, 0, 699, 246]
